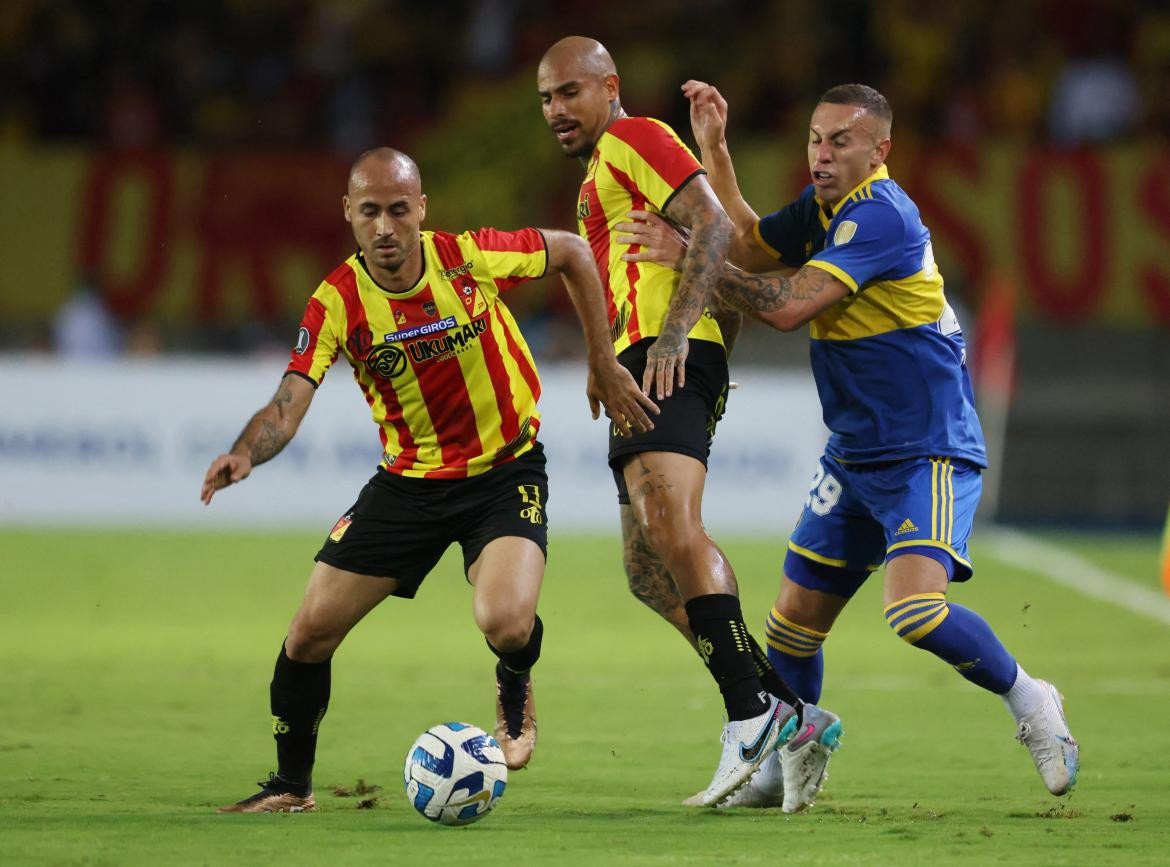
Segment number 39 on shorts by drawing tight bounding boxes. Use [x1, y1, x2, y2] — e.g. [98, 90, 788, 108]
[806, 464, 842, 516]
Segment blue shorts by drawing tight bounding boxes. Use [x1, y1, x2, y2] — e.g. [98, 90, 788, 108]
[785, 454, 981, 599]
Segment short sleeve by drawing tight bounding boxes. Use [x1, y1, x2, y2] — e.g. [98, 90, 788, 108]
[286, 292, 340, 385]
[464, 227, 549, 293]
[807, 199, 906, 292]
[603, 117, 705, 212]
[756, 187, 819, 267]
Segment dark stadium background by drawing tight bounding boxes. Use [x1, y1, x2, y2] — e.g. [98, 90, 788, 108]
[1, 0, 1168, 527]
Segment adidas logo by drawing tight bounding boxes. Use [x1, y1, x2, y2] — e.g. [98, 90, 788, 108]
[894, 518, 918, 536]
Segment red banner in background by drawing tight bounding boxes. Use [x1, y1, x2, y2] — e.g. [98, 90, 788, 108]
[3, 144, 1168, 326]
[75, 150, 351, 321]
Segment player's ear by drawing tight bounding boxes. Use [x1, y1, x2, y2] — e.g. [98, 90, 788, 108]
[418, 193, 427, 224]
[343, 195, 352, 224]
[604, 72, 620, 101]
[875, 137, 892, 165]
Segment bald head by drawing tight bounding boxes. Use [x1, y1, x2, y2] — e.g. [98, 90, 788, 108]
[538, 36, 617, 80]
[347, 147, 421, 195]
[537, 37, 624, 159]
[343, 146, 426, 283]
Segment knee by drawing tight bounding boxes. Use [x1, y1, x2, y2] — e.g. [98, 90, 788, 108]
[480, 611, 534, 653]
[638, 511, 701, 566]
[884, 592, 949, 645]
[285, 614, 344, 662]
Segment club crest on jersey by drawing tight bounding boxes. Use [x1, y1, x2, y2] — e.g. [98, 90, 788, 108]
[422, 300, 438, 317]
[293, 326, 310, 355]
[329, 512, 353, 542]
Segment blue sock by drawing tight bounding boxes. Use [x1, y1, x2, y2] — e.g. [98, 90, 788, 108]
[885, 593, 1017, 693]
[764, 606, 826, 704]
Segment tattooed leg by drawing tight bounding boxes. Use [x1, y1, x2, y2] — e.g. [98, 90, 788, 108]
[620, 504, 695, 648]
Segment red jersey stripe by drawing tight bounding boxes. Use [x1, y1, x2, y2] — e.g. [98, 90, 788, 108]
[495, 305, 541, 403]
[606, 161, 647, 344]
[606, 117, 700, 189]
[470, 227, 545, 254]
[579, 178, 617, 325]
[333, 264, 420, 471]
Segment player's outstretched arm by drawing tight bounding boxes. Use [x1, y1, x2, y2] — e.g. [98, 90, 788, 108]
[653, 175, 732, 398]
[714, 263, 851, 333]
[541, 230, 659, 435]
[200, 373, 316, 504]
[681, 80, 780, 274]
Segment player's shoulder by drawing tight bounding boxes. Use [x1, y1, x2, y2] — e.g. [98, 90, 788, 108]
[834, 189, 910, 238]
[603, 115, 686, 152]
[315, 253, 362, 297]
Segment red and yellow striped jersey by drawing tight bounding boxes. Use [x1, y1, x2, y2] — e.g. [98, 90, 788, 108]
[287, 228, 548, 478]
[575, 116, 725, 354]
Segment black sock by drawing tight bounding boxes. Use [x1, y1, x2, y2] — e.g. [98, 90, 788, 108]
[486, 614, 543, 678]
[746, 632, 802, 710]
[270, 641, 330, 790]
[685, 594, 769, 721]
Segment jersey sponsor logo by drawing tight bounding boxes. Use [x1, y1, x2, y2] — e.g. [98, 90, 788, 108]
[272, 715, 290, 734]
[294, 326, 311, 355]
[395, 309, 407, 325]
[347, 327, 373, 358]
[384, 315, 459, 343]
[833, 220, 858, 246]
[365, 344, 408, 378]
[405, 314, 489, 364]
[440, 261, 473, 280]
[576, 192, 591, 221]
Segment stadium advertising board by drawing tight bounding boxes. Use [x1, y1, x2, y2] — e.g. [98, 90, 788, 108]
[0, 359, 827, 532]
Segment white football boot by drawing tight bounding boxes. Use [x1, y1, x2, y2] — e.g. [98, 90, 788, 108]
[1015, 680, 1079, 795]
[696, 694, 791, 807]
[778, 703, 843, 813]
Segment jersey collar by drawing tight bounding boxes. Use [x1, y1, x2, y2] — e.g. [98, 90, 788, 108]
[816, 164, 890, 225]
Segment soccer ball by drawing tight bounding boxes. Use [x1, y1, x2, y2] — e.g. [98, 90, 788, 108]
[403, 722, 508, 826]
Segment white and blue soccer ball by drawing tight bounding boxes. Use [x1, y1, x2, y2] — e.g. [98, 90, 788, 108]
[403, 722, 508, 826]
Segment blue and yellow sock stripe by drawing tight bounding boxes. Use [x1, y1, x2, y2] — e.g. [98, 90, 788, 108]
[884, 592, 950, 644]
[765, 607, 828, 658]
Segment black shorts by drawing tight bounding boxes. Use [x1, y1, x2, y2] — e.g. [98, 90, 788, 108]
[314, 443, 549, 598]
[609, 338, 729, 505]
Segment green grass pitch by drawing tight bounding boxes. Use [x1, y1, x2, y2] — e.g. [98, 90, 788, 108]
[1, 529, 1167, 865]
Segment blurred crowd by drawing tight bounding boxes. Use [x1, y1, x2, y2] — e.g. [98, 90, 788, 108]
[5, 0, 1170, 358]
[5, 0, 1170, 152]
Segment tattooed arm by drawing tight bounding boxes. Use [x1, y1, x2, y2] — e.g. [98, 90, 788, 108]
[714, 263, 851, 333]
[648, 175, 733, 399]
[200, 373, 316, 504]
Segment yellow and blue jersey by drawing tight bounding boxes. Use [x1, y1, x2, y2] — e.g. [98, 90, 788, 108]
[756, 166, 986, 467]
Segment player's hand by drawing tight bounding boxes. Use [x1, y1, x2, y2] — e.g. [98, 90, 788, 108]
[587, 359, 659, 436]
[643, 331, 688, 399]
[681, 80, 729, 152]
[200, 452, 253, 505]
[616, 210, 689, 271]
